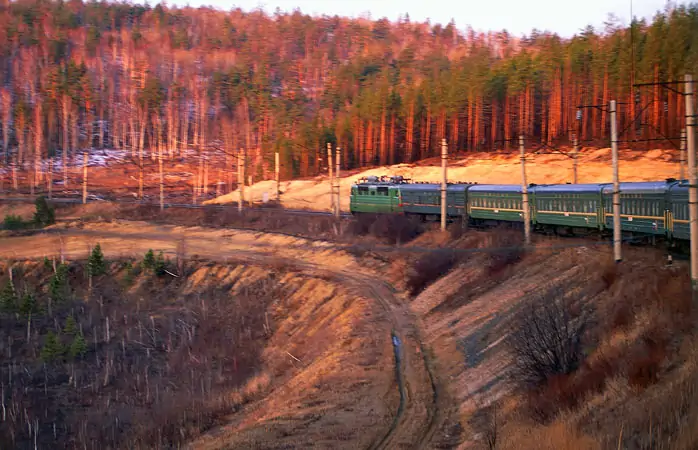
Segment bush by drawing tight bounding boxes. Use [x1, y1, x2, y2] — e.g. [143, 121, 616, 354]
[406, 250, 459, 295]
[3, 214, 26, 230]
[486, 229, 524, 276]
[154, 251, 167, 277]
[508, 286, 591, 390]
[348, 213, 423, 245]
[33, 196, 55, 226]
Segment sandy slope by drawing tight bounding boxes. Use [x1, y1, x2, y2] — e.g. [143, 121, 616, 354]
[204, 147, 682, 212]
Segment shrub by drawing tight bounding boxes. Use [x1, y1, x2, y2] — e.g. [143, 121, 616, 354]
[406, 250, 459, 295]
[154, 251, 168, 277]
[348, 213, 423, 245]
[88, 243, 106, 276]
[3, 214, 26, 230]
[33, 196, 55, 226]
[508, 286, 591, 390]
[486, 229, 523, 276]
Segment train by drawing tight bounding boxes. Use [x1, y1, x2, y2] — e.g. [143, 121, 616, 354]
[349, 175, 691, 249]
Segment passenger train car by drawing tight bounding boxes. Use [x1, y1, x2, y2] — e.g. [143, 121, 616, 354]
[349, 175, 690, 248]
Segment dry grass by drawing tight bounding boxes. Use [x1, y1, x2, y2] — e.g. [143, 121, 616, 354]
[0, 256, 394, 449]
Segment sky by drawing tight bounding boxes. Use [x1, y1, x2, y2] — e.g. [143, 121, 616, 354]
[173, 0, 692, 38]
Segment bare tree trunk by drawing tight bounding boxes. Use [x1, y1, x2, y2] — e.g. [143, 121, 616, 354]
[62, 97, 70, 189]
[138, 109, 147, 200]
[1, 89, 10, 166]
[35, 101, 43, 190]
[159, 125, 164, 211]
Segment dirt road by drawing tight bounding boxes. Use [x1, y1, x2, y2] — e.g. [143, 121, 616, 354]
[0, 221, 442, 449]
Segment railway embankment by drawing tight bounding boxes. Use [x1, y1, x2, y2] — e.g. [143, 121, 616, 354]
[383, 226, 697, 449]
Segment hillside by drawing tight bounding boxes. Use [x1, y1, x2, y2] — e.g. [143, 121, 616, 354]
[205, 146, 683, 211]
[0, 255, 397, 448]
[1, 193, 697, 448]
[0, 0, 696, 194]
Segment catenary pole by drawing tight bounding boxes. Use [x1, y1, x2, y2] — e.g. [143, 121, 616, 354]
[441, 138, 447, 231]
[685, 74, 697, 300]
[610, 100, 622, 263]
[520, 135, 531, 245]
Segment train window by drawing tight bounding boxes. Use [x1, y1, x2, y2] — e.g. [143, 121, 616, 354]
[377, 187, 389, 196]
[358, 186, 369, 195]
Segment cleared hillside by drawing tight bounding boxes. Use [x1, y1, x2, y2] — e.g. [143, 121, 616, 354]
[205, 146, 683, 211]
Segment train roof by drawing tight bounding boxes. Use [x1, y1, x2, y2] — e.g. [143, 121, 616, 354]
[531, 183, 605, 193]
[468, 184, 522, 193]
[601, 181, 677, 194]
[399, 183, 470, 192]
[667, 179, 689, 192]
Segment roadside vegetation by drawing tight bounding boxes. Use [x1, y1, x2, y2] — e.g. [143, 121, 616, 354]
[1, 196, 55, 231]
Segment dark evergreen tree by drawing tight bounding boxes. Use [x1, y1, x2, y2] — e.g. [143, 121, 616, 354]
[41, 331, 64, 362]
[88, 244, 106, 277]
[33, 196, 55, 227]
[0, 281, 17, 313]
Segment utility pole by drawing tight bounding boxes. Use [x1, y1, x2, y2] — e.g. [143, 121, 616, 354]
[275, 151, 280, 202]
[159, 142, 164, 212]
[441, 138, 447, 231]
[572, 135, 579, 184]
[680, 128, 687, 180]
[685, 74, 697, 299]
[327, 143, 334, 212]
[82, 149, 88, 204]
[520, 135, 531, 245]
[238, 148, 245, 212]
[335, 147, 341, 218]
[610, 100, 622, 263]
[48, 159, 53, 200]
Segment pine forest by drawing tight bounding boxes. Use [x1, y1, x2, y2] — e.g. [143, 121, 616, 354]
[0, 0, 697, 188]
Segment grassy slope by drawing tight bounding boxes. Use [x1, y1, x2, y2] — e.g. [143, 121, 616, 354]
[0, 258, 394, 449]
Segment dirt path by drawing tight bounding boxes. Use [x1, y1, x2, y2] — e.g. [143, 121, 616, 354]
[0, 222, 441, 449]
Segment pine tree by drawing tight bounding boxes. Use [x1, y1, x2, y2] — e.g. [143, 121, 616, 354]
[0, 281, 17, 313]
[49, 263, 69, 304]
[143, 249, 155, 270]
[33, 196, 55, 227]
[88, 244, 106, 276]
[19, 291, 38, 317]
[41, 331, 64, 362]
[155, 251, 167, 277]
[63, 315, 77, 335]
[69, 333, 87, 359]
